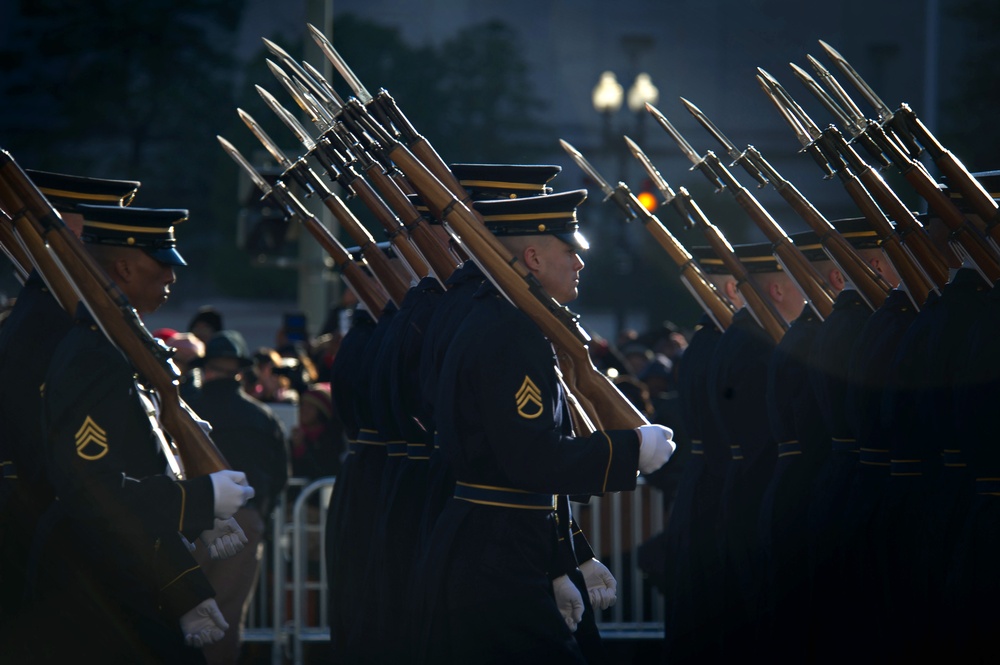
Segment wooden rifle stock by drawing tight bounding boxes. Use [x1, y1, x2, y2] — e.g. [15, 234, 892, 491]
[0, 211, 33, 283]
[701, 152, 836, 319]
[739, 147, 890, 311]
[623, 187, 736, 332]
[681, 197, 787, 344]
[0, 150, 229, 478]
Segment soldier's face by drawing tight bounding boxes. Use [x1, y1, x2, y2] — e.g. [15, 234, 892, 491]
[127, 250, 176, 315]
[532, 236, 585, 304]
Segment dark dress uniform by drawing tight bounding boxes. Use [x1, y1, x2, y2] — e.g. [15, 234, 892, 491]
[876, 267, 989, 660]
[356, 275, 445, 663]
[944, 279, 1000, 662]
[416, 282, 643, 665]
[757, 305, 826, 662]
[838, 288, 917, 663]
[707, 306, 778, 659]
[0, 273, 72, 628]
[37, 306, 216, 663]
[660, 315, 727, 665]
[323, 307, 377, 660]
[802, 287, 872, 662]
[416, 260, 486, 552]
[330, 301, 397, 663]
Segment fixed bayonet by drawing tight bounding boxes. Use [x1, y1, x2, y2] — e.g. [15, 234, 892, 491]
[817, 40, 921, 158]
[624, 136, 679, 207]
[558, 138, 617, 202]
[645, 102, 724, 191]
[262, 37, 340, 115]
[302, 60, 345, 110]
[266, 59, 333, 129]
[237, 108, 295, 171]
[680, 97, 769, 188]
[256, 85, 318, 152]
[307, 22, 374, 105]
[217, 135, 274, 196]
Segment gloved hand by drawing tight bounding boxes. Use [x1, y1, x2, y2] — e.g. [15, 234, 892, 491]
[209, 470, 255, 519]
[552, 574, 584, 633]
[200, 517, 248, 560]
[180, 597, 228, 647]
[579, 558, 617, 610]
[636, 424, 676, 474]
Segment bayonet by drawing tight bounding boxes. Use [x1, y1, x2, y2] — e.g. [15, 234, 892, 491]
[262, 37, 340, 115]
[644, 102, 725, 191]
[818, 40, 922, 158]
[557, 138, 617, 203]
[217, 135, 274, 196]
[266, 59, 333, 129]
[680, 97, 768, 188]
[302, 59, 345, 109]
[818, 40, 894, 125]
[624, 136, 679, 208]
[307, 22, 374, 105]
[237, 108, 295, 171]
[256, 85, 317, 152]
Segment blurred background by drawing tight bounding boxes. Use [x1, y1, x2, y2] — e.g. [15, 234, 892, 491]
[1, 0, 996, 346]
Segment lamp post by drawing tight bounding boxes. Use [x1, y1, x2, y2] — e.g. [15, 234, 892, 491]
[592, 70, 659, 342]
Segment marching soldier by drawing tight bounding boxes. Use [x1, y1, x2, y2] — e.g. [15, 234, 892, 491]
[706, 242, 802, 661]
[0, 169, 141, 637]
[34, 203, 255, 662]
[415, 189, 675, 665]
[660, 246, 741, 665]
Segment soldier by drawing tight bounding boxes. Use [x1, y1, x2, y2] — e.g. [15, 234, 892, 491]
[0, 169, 140, 634]
[706, 242, 803, 661]
[660, 246, 741, 665]
[35, 203, 255, 663]
[803, 219, 904, 664]
[875, 182, 994, 661]
[415, 189, 675, 665]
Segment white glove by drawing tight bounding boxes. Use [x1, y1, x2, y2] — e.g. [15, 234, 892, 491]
[200, 516, 248, 560]
[636, 424, 676, 474]
[209, 470, 255, 519]
[579, 558, 617, 610]
[180, 597, 228, 647]
[552, 574, 584, 633]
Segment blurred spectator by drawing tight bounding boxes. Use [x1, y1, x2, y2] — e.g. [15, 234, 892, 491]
[289, 382, 345, 480]
[613, 374, 655, 419]
[188, 305, 224, 344]
[621, 341, 654, 377]
[247, 347, 298, 405]
[310, 329, 343, 385]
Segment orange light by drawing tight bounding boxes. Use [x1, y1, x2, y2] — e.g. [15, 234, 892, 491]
[636, 190, 659, 213]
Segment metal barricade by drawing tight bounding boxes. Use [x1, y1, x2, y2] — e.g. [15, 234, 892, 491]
[241, 475, 665, 663]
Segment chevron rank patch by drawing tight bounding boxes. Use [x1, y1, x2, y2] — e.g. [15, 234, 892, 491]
[75, 416, 109, 461]
[516, 376, 544, 419]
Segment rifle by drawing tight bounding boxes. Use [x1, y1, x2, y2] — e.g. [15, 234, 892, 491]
[261, 62, 432, 284]
[759, 68, 987, 294]
[217, 136, 390, 320]
[819, 40, 1000, 247]
[559, 138, 737, 332]
[618, 137, 787, 342]
[0, 210, 33, 284]
[645, 102, 836, 319]
[0, 150, 229, 478]
[791, 55, 995, 284]
[680, 96, 891, 312]
[236, 104, 410, 307]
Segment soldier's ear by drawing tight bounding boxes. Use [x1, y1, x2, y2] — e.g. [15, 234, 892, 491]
[827, 268, 846, 293]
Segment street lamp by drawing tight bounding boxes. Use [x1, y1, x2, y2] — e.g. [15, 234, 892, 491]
[592, 69, 659, 342]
